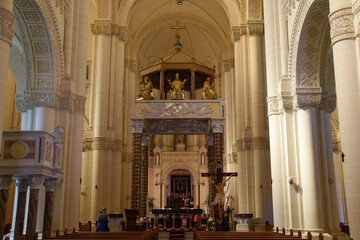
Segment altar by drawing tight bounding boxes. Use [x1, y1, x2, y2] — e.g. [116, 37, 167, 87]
[151, 209, 202, 230]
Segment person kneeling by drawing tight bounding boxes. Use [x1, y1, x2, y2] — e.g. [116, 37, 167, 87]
[95, 208, 110, 232]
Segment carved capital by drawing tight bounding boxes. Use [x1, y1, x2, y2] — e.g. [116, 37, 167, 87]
[118, 26, 127, 42]
[0, 176, 13, 190]
[92, 137, 106, 150]
[73, 95, 86, 115]
[267, 96, 279, 115]
[15, 93, 33, 113]
[247, 22, 264, 35]
[279, 93, 293, 112]
[83, 138, 93, 152]
[130, 121, 144, 134]
[29, 175, 44, 190]
[223, 60, 231, 72]
[231, 26, 241, 42]
[30, 89, 56, 108]
[16, 178, 29, 192]
[44, 179, 57, 192]
[0, 7, 14, 45]
[211, 121, 224, 133]
[91, 22, 119, 35]
[329, 8, 355, 45]
[293, 88, 322, 109]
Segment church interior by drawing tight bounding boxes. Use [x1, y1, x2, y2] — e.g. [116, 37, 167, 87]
[0, 0, 359, 239]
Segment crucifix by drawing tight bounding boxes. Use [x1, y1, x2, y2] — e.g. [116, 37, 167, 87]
[201, 171, 237, 221]
[170, 20, 186, 42]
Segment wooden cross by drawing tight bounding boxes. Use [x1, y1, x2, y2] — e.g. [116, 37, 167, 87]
[170, 20, 186, 38]
[201, 172, 238, 179]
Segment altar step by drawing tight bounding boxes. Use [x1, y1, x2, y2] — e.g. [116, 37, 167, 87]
[159, 230, 193, 240]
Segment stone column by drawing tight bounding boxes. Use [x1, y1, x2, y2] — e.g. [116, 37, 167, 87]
[0, 176, 12, 239]
[14, 178, 28, 240]
[206, 135, 215, 215]
[130, 121, 144, 213]
[190, 69, 195, 99]
[211, 121, 224, 183]
[160, 69, 165, 100]
[296, 103, 323, 231]
[0, 0, 14, 147]
[42, 179, 57, 238]
[26, 176, 43, 240]
[140, 136, 149, 217]
[247, 22, 271, 223]
[329, 1, 360, 237]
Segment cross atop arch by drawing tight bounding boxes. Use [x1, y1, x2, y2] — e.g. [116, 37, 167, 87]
[170, 20, 186, 41]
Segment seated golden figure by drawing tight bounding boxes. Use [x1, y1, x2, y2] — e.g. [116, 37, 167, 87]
[168, 73, 187, 99]
[202, 77, 218, 100]
[138, 76, 154, 100]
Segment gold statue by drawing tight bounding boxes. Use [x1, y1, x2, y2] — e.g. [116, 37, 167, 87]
[202, 77, 218, 100]
[168, 73, 187, 99]
[138, 76, 154, 100]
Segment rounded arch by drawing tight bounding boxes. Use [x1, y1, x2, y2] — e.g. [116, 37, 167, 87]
[11, 0, 64, 112]
[118, 0, 241, 28]
[161, 162, 199, 183]
[289, 0, 330, 89]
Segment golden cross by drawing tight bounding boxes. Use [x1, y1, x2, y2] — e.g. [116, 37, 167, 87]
[170, 20, 186, 37]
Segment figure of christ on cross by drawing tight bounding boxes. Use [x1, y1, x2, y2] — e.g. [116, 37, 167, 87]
[201, 172, 237, 221]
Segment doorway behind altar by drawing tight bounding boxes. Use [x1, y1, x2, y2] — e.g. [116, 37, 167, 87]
[167, 170, 193, 209]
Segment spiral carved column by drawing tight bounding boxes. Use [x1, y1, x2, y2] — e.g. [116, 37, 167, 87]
[26, 176, 43, 240]
[43, 179, 57, 238]
[0, 176, 12, 239]
[14, 178, 28, 240]
[140, 136, 149, 217]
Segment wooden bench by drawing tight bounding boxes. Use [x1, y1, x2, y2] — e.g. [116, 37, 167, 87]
[193, 229, 306, 240]
[44, 230, 157, 240]
[78, 221, 92, 232]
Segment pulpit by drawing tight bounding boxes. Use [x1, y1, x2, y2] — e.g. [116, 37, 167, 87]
[125, 209, 138, 231]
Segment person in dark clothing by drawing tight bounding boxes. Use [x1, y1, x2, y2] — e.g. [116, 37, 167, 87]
[95, 208, 110, 232]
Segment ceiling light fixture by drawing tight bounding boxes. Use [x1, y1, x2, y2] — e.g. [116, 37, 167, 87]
[176, 0, 183, 5]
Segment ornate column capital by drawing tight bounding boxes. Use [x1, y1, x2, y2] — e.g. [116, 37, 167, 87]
[247, 22, 264, 35]
[0, 176, 12, 190]
[16, 178, 29, 193]
[91, 21, 121, 36]
[279, 93, 294, 112]
[44, 179, 57, 192]
[223, 60, 231, 72]
[231, 26, 241, 42]
[118, 26, 127, 42]
[211, 120, 224, 133]
[293, 88, 322, 109]
[92, 137, 106, 150]
[130, 121, 144, 134]
[15, 93, 33, 113]
[0, 7, 14, 45]
[29, 175, 44, 190]
[329, 7, 355, 45]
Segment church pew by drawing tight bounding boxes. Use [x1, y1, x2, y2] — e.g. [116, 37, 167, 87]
[78, 221, 92, 231]
[45, 230, 157, 240]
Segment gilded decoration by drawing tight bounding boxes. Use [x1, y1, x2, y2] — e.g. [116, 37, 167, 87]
[329, 7, 355, 45]
[137, 76, 154, 100]
[168, 73, 187, 99]
[202, 77, 218, 100]
[0, 7, 15, 45]
[135, 101, 222, 119]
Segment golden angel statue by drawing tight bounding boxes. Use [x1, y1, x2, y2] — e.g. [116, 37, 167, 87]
[202, 77, 218, 100]
[138, 76, 154, 100]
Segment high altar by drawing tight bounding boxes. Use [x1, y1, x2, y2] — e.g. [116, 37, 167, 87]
[129, 21, 225, 218]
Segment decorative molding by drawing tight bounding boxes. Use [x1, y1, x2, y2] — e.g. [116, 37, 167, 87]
[91, 22, 122, 36]
[73, 95, 86, 115]
[0, 7, 15, 45]
[353, 0, 360, 17]
[329, 7, 355, 45]
[279, 94, 294, 111]
[293, 87, 322, 109]
[92, 137, 106, 150]
[15, 93, 33, 113]
[118, 26, 127, 42]
[247, 22, 264, 35]
[223, 60, 231, 72]
[0, 176, 13, 190]
[44, 179, 57, 192]
[82, 138, 93, 152]
[319, 94, 336, 113]
[248, 0, 261, 20]
[130, 121, 144, 134]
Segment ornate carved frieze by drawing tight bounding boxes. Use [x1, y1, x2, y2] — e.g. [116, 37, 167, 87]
[130, 121, 144, 134]
[329, 7, 355, 44]
[118, 26, 127, 42]
[248, 0, 261, 19]
[0, 7, 15, 45]
[293, 87, 322, 109]
[236, 137, 268, 151]
[253, 137, 268, 149]
[267, 96, 279, 115]
[247, 22, 264, 35]
[82, 138, 93, 152]
[83, 138, 121, 152]
[15, 93, 33, 113]
[279, 93, 293, 112]
[30, 89, 56, 107]
[0, 176, 13, 190]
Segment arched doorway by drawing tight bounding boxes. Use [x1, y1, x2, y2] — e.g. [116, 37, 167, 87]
[167, 169, 194, 209]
